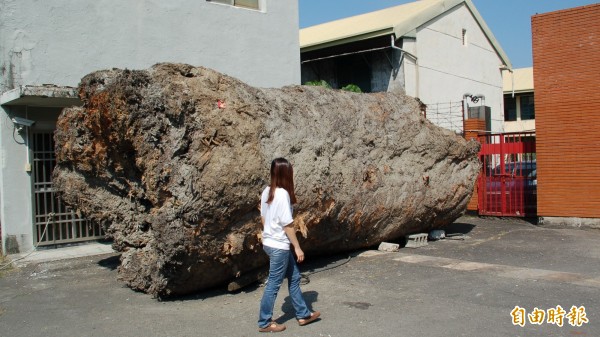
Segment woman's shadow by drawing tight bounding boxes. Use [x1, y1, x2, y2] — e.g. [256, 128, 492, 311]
[276, 290, 320, 323]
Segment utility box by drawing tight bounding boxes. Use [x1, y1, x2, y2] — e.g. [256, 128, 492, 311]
[468, 105, 491, 131]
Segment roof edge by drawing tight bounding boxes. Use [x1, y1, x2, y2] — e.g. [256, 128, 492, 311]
[1, 85, 81, 107]
[299, 0, 512, 70]
[393, 0, 512, 69]
[462, 0, 512, 69]
[391, 0, 456, 38]
[300, 28, 394, 52]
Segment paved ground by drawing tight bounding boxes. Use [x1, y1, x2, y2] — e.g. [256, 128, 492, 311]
[1, 215, 598, 337]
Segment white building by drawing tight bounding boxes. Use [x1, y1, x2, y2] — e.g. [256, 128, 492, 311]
[0, 0, 300, 254]
[300, 0, 512, 134]
[502, 67, 535, 133]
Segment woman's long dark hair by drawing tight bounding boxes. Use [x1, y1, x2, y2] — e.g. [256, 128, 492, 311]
[267, 158, 297, 205]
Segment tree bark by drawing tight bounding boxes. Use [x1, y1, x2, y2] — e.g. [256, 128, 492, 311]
[53, 63, 480, 297]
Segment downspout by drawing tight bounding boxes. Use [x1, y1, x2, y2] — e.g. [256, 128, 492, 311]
[500, 65, 514, 97]
[511, 70, 515, 98]
[509, 68, 514, 98]
[25, 106, 31, 172]
[390, 35, 419, 97]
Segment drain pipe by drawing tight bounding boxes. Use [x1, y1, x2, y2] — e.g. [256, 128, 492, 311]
[390, 35, 419, 97]
[500, 65, 514, 97]
[511, 68, 515, 98]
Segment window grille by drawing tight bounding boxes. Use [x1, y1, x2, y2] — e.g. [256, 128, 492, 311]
[32, 132, 104, 245]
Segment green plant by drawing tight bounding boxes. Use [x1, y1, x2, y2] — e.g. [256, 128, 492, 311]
[304, 80, 362, 93]
[341, 84, 362, 93]
[304, 80, 332, 88]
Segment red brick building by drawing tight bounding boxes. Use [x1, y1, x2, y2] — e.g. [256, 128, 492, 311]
[532, 4, 600, 226]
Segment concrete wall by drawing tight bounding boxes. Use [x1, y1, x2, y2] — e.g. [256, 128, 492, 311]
[401, 38, 418, 97]
[370, 49, 405, 93]
[0, 105, 61, 254]
[413, 4, 505, 132]
[0, 0, 300, 90]
[0, 0, 300, 254]
[504, 120, 535, 133]
[0, 105, 35, 254]
[539, 217, 600, 230]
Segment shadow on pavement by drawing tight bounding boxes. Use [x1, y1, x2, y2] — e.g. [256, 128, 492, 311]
[279, 290, 320, 323]
[439, 221, 476, 235]
[98, 254, 120, 271]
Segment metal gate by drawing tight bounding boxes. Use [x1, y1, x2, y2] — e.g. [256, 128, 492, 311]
[32, 132, 104, 246]
[478, 132, 537, 217]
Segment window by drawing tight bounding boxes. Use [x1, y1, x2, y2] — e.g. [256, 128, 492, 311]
[504, 93, 535, 121]
[206, 0, 259, 10]
[504, 95, 517, 121]
[462, 29, 467, 46]
[520, 94, 535, 120]
[235, 0, 259, 9]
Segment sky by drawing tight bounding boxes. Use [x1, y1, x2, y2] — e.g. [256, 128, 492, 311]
[298, 0, 599, 69]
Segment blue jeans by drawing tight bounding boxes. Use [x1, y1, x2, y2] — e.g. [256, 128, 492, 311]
[258, 246, 311, 328]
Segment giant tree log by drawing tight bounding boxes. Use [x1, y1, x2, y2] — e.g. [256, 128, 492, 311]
[53, 63, 480, 297]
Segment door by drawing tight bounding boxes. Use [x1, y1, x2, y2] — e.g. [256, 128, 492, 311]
[32, 132, 104, 245]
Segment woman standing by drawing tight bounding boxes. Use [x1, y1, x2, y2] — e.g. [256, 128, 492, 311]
[257, 158, 321, 333]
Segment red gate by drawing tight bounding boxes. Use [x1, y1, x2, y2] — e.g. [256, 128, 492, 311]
[478, 132, 537, 217]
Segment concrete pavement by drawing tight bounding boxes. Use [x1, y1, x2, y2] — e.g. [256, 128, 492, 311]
[0, 215, 598, 337]
[6, 241, 114, 266]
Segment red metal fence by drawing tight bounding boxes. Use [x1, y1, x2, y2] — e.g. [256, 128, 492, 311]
[478, 132, 537, 217]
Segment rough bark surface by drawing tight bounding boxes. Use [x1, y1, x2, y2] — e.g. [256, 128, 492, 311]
[53, 63, 480, 297]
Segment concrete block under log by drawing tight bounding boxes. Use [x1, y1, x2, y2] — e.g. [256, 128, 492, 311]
[378, 242, 400, 252]
[405, 234, 429, 248]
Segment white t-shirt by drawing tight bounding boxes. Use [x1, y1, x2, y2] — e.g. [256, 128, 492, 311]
[260, 186, 293, 250]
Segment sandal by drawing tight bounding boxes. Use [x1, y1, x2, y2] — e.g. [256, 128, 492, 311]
[298, 311, 321, 326]
[258, 322, 286, 333]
